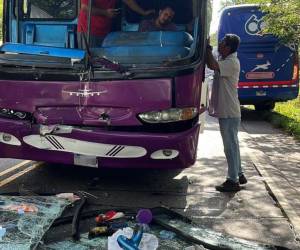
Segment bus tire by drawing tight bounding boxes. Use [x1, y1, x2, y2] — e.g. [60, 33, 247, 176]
[254, 102, 275, 111]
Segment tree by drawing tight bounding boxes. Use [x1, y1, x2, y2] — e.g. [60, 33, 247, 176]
[220, 0, 300, 44]
[258, 0, 300, 44]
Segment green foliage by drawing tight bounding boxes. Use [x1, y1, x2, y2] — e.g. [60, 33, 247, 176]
[210, 32, 217, 46]
[29, 0, 76, 19]
[274, 97, 300, 138]
[207, 0, 213, 37]
[220, 0, 300, 44]
[258, 0, 300, 44]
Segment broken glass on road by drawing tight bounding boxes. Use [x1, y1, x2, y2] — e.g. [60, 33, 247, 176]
[0, 196, 70, 250]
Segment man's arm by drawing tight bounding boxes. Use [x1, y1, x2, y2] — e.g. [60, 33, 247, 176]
[138, 20, 148, 32]
[206, 45, 220, 71]
[80, 3, 117, 18]
[122, 0, 155, 16]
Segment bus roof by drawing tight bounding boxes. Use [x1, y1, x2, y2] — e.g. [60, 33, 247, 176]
[222, 4, 259, 10]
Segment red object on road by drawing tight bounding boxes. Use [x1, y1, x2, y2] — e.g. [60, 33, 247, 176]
[95, 210, 125, 223]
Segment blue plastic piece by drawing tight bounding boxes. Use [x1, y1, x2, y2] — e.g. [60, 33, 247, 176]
[21, 23, 77, 48]
[117, 225, 143, 250]
[25, 23, 35, 44]
[102, 31, 193, 48]
[96, 31, 192, 64]
[93, 46, 189, 64]
[0, 43, 86, 60]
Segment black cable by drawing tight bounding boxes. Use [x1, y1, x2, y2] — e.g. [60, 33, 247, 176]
[71, 191, 87, 240]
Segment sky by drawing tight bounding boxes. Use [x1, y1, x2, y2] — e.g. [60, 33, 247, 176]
[210, 0, 222, 34]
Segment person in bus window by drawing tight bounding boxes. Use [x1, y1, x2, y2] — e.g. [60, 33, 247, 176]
[138, 6, 177, 32]
[206, 34, 247, 192]
[77, 0, 155, 48]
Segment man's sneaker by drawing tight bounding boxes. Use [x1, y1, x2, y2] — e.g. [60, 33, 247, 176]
[215, 180, 241, 192]
[239, 174, 248, 185]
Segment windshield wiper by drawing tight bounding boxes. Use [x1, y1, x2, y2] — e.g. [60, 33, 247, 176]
[92, 57, 133, 77]
[80, 1, 133, 78]
[81, 32, 133, 77]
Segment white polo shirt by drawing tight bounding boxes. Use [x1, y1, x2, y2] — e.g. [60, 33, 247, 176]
[210, 52, 241, 118]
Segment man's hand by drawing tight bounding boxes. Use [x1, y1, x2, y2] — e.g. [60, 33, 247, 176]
[105, 9, 119, 18]
[143, 9, 155, 16]
[206, 44, 220, 71]
[123, 0, 155, 17]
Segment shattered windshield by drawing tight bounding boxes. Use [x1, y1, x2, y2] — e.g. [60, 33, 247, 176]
[0, 0, 203, 71]
[91, 0, 199, 68]
[0, 196, 70, 250]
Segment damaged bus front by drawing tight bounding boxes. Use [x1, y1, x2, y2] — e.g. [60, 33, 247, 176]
[0, 0, 210, 169]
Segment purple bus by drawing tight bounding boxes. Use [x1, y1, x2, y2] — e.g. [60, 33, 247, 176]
[0, 0, 211, 169]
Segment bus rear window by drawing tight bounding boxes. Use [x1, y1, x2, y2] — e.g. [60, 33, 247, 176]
[20, 0, 77, 20]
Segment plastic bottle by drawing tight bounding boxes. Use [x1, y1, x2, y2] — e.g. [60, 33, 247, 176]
[0, 226, 6, 241]
[159, 230, 176, 240]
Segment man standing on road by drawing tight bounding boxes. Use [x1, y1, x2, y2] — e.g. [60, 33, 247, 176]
[77, 0, 155, 48]
[206, 34, 247, 192]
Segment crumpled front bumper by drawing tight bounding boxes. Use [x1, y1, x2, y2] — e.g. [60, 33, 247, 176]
[0, 118, 201, 169]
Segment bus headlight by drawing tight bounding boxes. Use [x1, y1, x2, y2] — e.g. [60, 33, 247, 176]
[0, 108, 31, 120]
[138, 107, 198, 123]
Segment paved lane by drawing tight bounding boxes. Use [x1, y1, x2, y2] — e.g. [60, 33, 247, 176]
[0, 111, 299, 249]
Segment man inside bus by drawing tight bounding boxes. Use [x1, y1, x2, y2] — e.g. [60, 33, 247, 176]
[138, 6, 177, 32]
[206, 34, 247, 192]
[77, 0, 155, 48]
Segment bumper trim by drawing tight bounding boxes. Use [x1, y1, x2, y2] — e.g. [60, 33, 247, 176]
[23, 134, 147, 158]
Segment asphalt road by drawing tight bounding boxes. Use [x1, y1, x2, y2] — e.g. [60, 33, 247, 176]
[0, 108, 299, 249]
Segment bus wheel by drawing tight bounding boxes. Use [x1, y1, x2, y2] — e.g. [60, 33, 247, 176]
[254, 102, 275, 111]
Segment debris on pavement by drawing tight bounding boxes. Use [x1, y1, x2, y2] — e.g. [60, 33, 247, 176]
[0, 195, 71, 249]
[95, 210, 125, 224]
[159, 230, 176, 240]
[56, 193, 80, 202]
[108, 225, 159, 250]
[0, 194, 289, 250]
[2, 203, 39, 213]
[152, 207, 291, 250]
[41, 206, 292, 250]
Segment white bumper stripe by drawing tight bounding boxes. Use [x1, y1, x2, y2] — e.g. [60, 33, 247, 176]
[23, 135, 147, 158]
